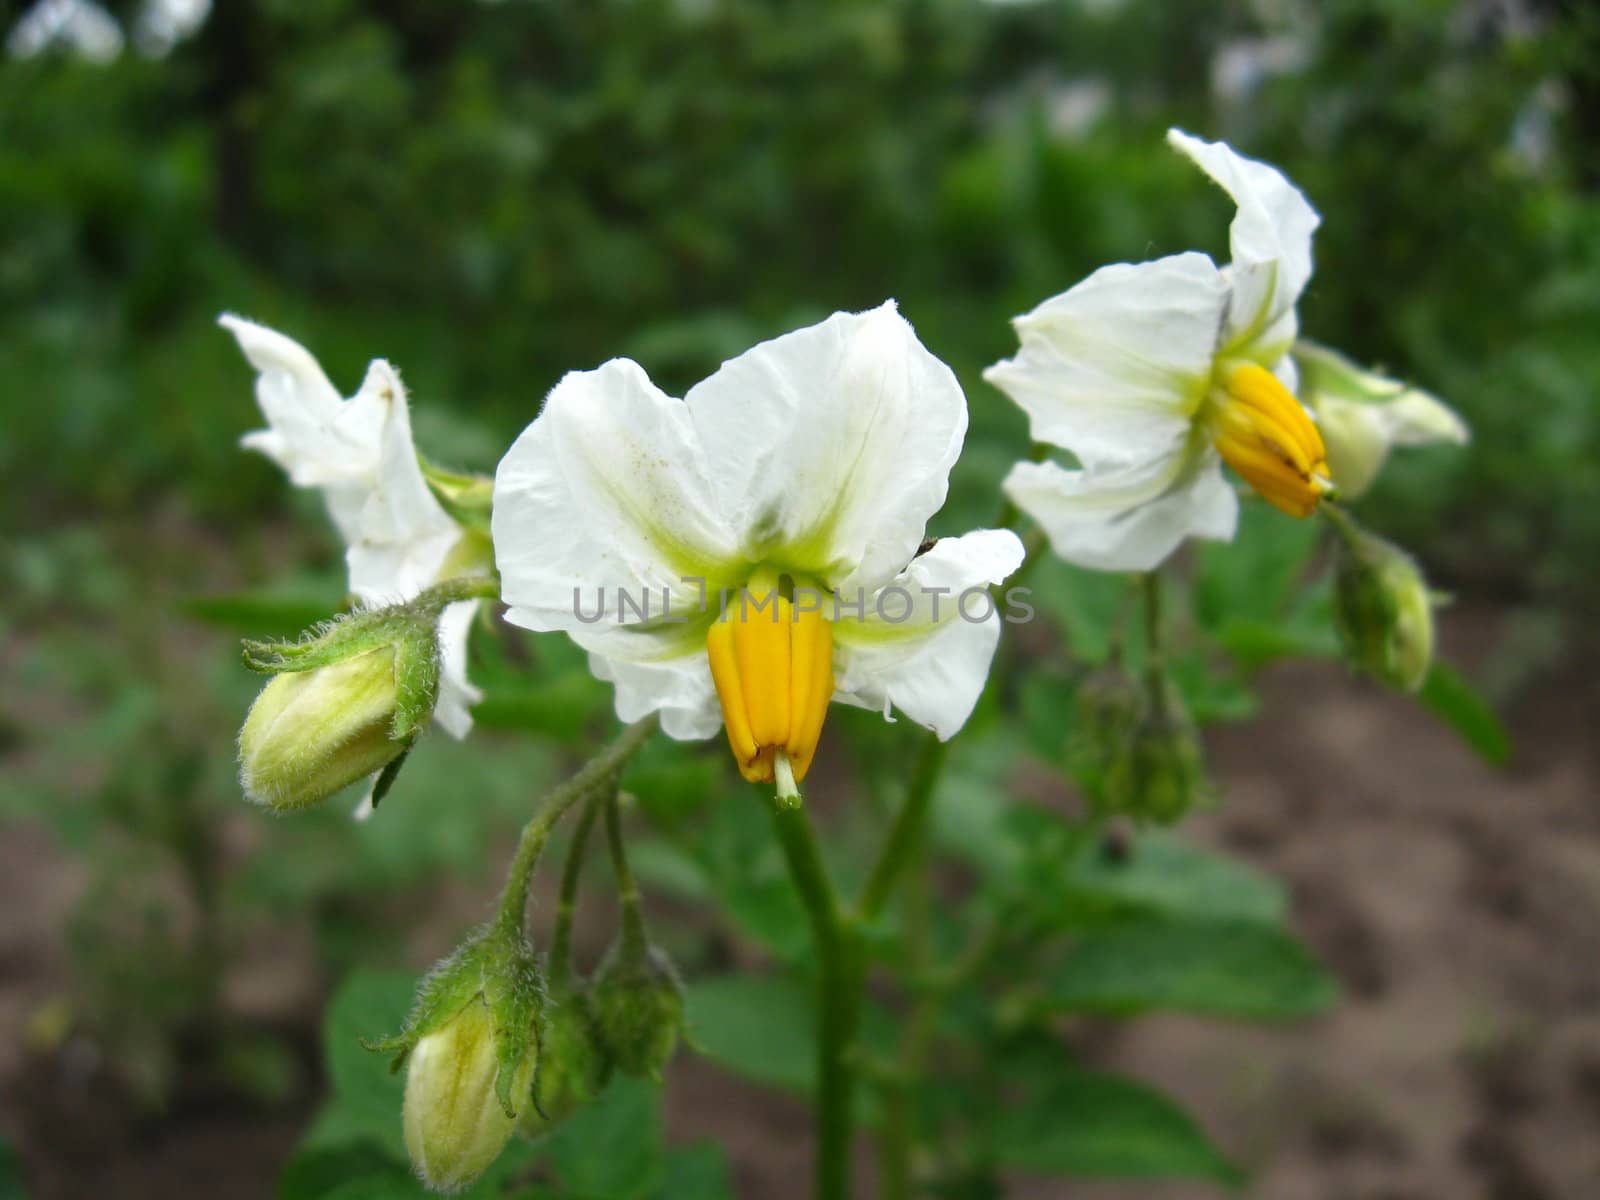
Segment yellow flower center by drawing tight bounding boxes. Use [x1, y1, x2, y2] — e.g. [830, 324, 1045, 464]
[1210, 362, 1335, 518]
[705, 576, 834, 786]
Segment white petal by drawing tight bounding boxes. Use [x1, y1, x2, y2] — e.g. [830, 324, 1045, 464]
[1295, 340, 1468, 498]
[221, 315, 387, 524]
[493, 360, 738, 648]
[1377, 388, 1470, 447]
[1004, 446, 1237, 572]
[345, 361, 460, 604]
[983, 254, 1228, 468]
[1316, 400, 1390, 499]
[1168, 130, 1319, 359]
[833, 529, 1026, 740]
[223, 315, 480, 739]
[431, 600, 483, 740]
[1317, 385, 1468, 500]
[585, 648, 722, 741]
[684, 302, 968, 595]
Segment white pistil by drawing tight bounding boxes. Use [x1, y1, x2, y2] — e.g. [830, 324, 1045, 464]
[774, 750, 802, 807]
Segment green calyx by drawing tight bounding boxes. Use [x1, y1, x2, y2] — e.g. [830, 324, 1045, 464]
[236, 579, 500, 812]
[242, 579, 494, 739]
[366, 924, 545, 1194]
[588, 938, 685, 1082]
[1329, 514, 1435, 693]
[1067, 662, 1142, 788]
[1098, 668, 1212, 827]
[519, 973, 609, 1137]
[420, 457, 496, 536]
[366, 923, 547, 1118]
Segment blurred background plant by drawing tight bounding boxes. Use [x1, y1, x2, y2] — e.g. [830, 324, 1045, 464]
[1, 0, 1595, 1197]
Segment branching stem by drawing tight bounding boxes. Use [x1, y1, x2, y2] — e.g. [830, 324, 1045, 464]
[492, 716, 658, 939]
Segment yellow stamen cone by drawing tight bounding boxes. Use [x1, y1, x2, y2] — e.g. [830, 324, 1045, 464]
[706, 585, 834, 786]
[733, 592, 792, 751]
[785, 606, 834, 782]
[1213, 363, 1334, 517]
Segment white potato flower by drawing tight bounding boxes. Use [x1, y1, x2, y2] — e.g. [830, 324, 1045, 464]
[986, 129, 1334, 571]
[492, 303, 1024, 790]
[220, 315, 486, 741]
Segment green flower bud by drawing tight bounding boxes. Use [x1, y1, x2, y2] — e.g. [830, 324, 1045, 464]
[1333, 524, 1435, 693]
[367, 924, 546, 1194]
[404, 994, 534, 1194]
[1067, 663, 1140, 788]
[519, 979, 607, 1137]
[1103, 672, 1211, 826]
[239, 646, 405, 811]
[589, 940, 684, 1081]
[236, 591, 467, 812]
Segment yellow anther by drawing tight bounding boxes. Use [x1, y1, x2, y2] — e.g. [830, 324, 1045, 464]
[705, 586, 835, 785]
[1212, 363, 1334, 518]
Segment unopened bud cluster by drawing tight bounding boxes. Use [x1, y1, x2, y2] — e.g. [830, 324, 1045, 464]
[1072, 663, 1211, 826]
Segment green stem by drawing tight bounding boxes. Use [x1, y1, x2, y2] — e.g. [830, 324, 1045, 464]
[769, 791, 863, 1200]
[548, 790, 604, 986]
[877, 824, 932, 1200]
[1141, 570, 1165, 671]
[604, 788, 647, 953]
[857, 733, 949, 922]
[1319, 499, 1363, 547]
[493, 716, 658, 937]
[419, 574, 502, 609]
[881, 906, 1018, 1199]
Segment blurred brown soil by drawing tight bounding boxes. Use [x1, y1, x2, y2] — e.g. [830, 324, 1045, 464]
[3, 609, 1598, 1199]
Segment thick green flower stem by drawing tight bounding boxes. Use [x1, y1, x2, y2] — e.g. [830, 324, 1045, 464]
[866, 735, 950, 1199]
[879, 911, 1014, 1200]
[858, 733, 949, 922]
[548, 790, 604, 986]
[876, 840, 933, 1200]
[494, 716, 659, 938]
[769, 793, 865, 1200]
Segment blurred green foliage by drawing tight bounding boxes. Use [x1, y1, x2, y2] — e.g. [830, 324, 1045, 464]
[5, 0, 1596, 607]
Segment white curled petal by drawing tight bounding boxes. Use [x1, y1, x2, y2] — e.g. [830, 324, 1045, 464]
[984, 254, 1228, 468]
[685, 302, 967, 595]
[832, 529, 1026, 740]
[1295, 341, 1468, 498]
[223, 315, 481, 741]
[1376, 388, 1469, 447]
[584, 648, 722, 741]
[221, 315, 387, 522]
[493, 360, 738, 641]
[1168, 129, 1319, 357]
[1004, 447, 1237, 573]
[1316, 386, 1468, 500]
[346, 361, 461, 604]
[431, 600, 483, 740]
